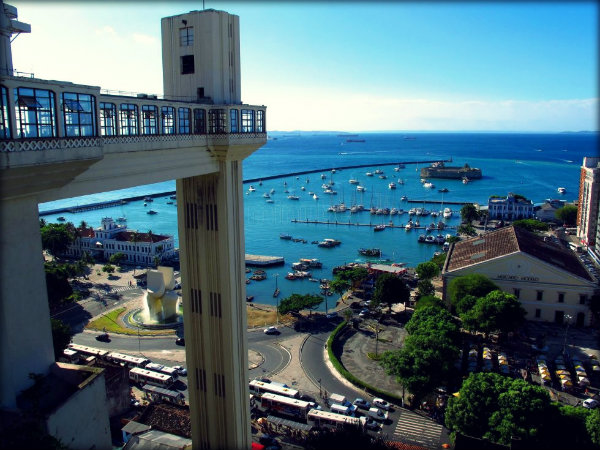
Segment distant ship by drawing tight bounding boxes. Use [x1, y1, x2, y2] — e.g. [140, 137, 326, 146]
[346, 139, 366, 143]
[420, 161, 482, 180]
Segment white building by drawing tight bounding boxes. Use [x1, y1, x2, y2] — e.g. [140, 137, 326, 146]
[65, 217, 175, 265]
[442, 225, 598, 327]
[487, 192, 534, 221]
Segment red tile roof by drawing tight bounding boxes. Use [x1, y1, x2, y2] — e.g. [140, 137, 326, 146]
[444, 225, 593, 282]
[115, 231, 170, 243]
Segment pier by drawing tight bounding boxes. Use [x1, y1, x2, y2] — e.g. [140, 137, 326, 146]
[405, 199, 472, 205]
[290, 219, 456, 230]
[245, 254, 285, 266]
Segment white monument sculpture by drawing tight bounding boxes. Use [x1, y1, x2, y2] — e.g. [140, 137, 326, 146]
[146, 266, 179, 322]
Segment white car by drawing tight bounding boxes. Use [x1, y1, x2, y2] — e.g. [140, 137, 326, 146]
[368, 407, 388, 422]
[583, 398, 599, 409]
[264, 326, 279, 335]
[372, 398, 391, 411]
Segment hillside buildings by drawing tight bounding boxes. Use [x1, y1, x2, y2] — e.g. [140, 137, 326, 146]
[487, 192, 534, 221]
[64, 217, 175, 265]
[442, 225, 598, 327]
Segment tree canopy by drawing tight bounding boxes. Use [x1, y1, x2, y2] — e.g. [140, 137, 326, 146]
[278, 293, 323, 316]
[334, 266, 369, 285]
[430, 252, 448, 271]
[44, 262, 74, 309]
[415, 295, 444, 310]
[512, 219, 550, 232]
[555, 205, 578, 226]
[460, 290, 526, 336]
[109, 252, 126, 265]
[51, 318, 72, 360]
[457, 224, 477, 236]
[40, 223, 75, 256]
[416, 261, 440, 280]
[447, 274, 499, 313]
[460, 203, 480, 223]
[371, 272, 410, 311]
[329, 278, 351, 299]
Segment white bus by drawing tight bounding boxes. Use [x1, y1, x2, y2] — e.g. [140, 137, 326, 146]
[107, 352, 150, 368]
[129, 367, 174, 388]
[145, 362, 179, 378]
[257, 393, 313, 421]
[249, 380, 299, 399]
[68, 343, 110, 359]
[307, 409, 366, 431]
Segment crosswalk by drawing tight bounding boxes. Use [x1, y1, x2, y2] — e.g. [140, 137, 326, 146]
[390, 409, 443, 449]
[110, 285, 140, 293]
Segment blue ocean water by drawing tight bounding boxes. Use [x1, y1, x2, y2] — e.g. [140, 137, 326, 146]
[39, 132, 598, 309]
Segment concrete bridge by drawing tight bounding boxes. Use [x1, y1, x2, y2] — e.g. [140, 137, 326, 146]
[1, 4, 265, 449]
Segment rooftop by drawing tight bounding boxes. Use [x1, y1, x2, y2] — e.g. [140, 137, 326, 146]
[137, 403, 191, 438]
[444, 225, 594, 282]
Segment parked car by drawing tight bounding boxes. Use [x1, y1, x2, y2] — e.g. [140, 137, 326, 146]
[359, 308, 369, 318]
[583, 398, 599, 409]
[95, 332, 110, 342]
[264, 326, 279, 335]
[352, 398, 371, 410]
[173, 365, 187, 376]
[364, 417, 380, 431]
[175, 337, 185, 346]
[372, 398, 391, 411]
[368, 407, 388, 422]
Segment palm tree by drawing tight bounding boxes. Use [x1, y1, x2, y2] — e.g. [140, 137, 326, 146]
[79, 220, 88, 230]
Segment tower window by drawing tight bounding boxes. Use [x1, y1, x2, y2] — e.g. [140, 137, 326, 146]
[181, 55, 195, 74]
[180, 27, 194, 46]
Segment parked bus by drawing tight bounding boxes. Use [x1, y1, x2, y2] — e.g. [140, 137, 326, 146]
[68, 343, 110, 359]
[129, 367, 174, 388]
[257, 393, 313, 421]
[107, 352, 150, 368]
[249, 379, 299, 399]
[145, 362, 179, 378]
[307, 409, 366, 431]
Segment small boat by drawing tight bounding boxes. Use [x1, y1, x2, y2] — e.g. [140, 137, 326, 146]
[405, 222, 413, 231]
[374, 224, 386, 232]
[248, 185, 256, 192]
[270, 188, 275, 194]
[425, 235, 435, 243]
[280, 233, 293, 240]
[309, 278, 319, 282]
[146, 210, 158, 215]
[349, 179, 360, 184]
[401, 196, 408, 201]
[356, 185, 366, 192]
[366, 172, 373, 177]
[438, 188, 449, 193]
[273, 288, 280, 298]
[390, 208, 398, 215]
[301, 186, 306, 191]
[398, 178, 404, 185]
[358, 248, 382, 257]
[321, 174, 327, 179]
[379, 174, 387, 179]
[259, 180, 263, 186]
[143, 202, 147, 206]
[418, 234, 427, 242]
[374, 169, 383, 174]
[423, 182, 435, 189]
[169, 195, 177, 200]
[144, 196, 153, 202]
[57, 216, 66, 221]
[266, 199, 274, 203]
[443, 208, 453, 219]
[116, 217, 127, 223]
[288, 195, 300, 200]
[246, 296, 254, 302]
[388, 182, 396, 189]
[166, 201, 174, 205]
[462, 177, 469, 184]
[313, 193, 319, 200]
[263, 193, 271, 198]
[557, 187, 567, 194]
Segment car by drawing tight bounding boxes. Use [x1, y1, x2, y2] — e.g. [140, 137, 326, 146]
[368, 407, 388, 422]
[359, 308, 369, 318]
[372, 398, 391, 411]
[175, 337, 185, 346]
[583, 399, 599, 409]
[364, 417, 380, 431]
[95, 332, 110, 342]
[264, 326, 279, 335]
[326, 312, 338, 319]
[173, 283, 181, 290]
[352, 398, 371, 410]
[173, 365, 187, 376]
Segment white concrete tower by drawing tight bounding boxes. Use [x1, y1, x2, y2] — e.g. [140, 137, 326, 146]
[0, 1, 31, 76]
[162, 9, 241, 104]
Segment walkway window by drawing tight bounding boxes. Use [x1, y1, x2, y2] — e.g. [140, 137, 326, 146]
[14, 87, 56, 138]
[180, 27, 193, 46]
[194, 108, 206, 134]
[0, 86, 10, 139]
[119, 103, 138, 135]
[230, 109, 238, 133]
[99, 102, 117, 136]
[241, 109, 255, 133]
[208, 109, 226, 134]
[62, 92, 97, 137]
[142, 105, 158, 135]
[178, 107, 191, 134]
[256, 110, 265, 133]
[161, 106, 175, 135]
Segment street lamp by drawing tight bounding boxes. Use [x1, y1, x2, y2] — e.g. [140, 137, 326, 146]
[318, 378, 322, 397]
[563, 314, 572, 356]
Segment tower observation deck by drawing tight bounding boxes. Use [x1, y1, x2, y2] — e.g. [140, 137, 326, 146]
[0, 4, 266, 449]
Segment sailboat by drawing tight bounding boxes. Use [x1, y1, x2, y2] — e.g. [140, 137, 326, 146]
[273, 274, 280, 298]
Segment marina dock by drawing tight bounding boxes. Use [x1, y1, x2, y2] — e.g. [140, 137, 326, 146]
[245, 254, 285, 266]
[290, 219, 456, 230]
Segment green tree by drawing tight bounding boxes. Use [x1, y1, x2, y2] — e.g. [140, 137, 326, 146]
[416, 261, 440, 280]
[278, 294, 323, 316]
[455, 294, 478, 315]
[555, 204, 578, 226]
[44, 263, 74, 309]
[586, 408, 600, 446]
[405, 305, 459, 339]
[335, 266, 369, 287]
[447, 274, 499, 313]
[50, 318, 72, 360]
[457, 224, 477, 236]
[109, 252, 126, 265]
[39, 218, 47, 228]
[461, 290, 526, 336]
[416, 279, 435, 298]
[79, 220, 88, 230]
[80, 251, 95, 266]
[329, 278, 351, 303]
[512, 219, 550, 232]
[371, 272, 410, 312]
[430, 252, 448, 271]
[460, 203, 480, 223]
[102, 264, 115, 274]
[415, 295, 444, 310]
[40, 223, 75, 256]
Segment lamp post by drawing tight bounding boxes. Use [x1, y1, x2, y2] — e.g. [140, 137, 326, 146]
[274, 273, 279, 325]
[563, 314, 572, 356]
[318, 378, 322, 397]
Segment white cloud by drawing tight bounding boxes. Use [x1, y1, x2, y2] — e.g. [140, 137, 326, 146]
[133, 33, 157, 45]
[95, 25, 117, 37]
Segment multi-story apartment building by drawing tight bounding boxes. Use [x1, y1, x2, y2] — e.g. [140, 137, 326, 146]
[577, 157, 600, 251]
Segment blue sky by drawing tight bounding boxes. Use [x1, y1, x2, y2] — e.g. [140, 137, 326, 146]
[10, 1, 598, 132]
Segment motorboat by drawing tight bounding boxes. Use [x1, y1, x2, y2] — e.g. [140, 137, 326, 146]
[374, 224, 386, 232]
[557, 187, 567, 194]
[423, 182, 435, 189]
[462, 177, 469, 184]
[357, 185, 366, 192]
[313, 193, 319, 200]
[374, 169, 383, 174]
[401, 196, 408, 201]
[263, 192, 270, 198]
[379, 174, 387, 179]
[405, 222, 413, 231]
[388, 182, 396, 189]
[248, 186, 256, 192]
[349, 179, 360, 184]
[418, 234, 427, 242]
[366, 172, 373, 176]
[57, 216, 66, 221]
[443, 207, 453, 219]
[146, 210, 158, 215]
[287, 195, 299, 200]
[359, 248, 382, 257]
[438, 188, 449, 193]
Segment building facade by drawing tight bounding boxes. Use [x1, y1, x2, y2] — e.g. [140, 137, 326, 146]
[487, 192, 534, 221]
[65, 217, 175, 265]
[577, 157, 600, 249]
[442, 226, 598, 327]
